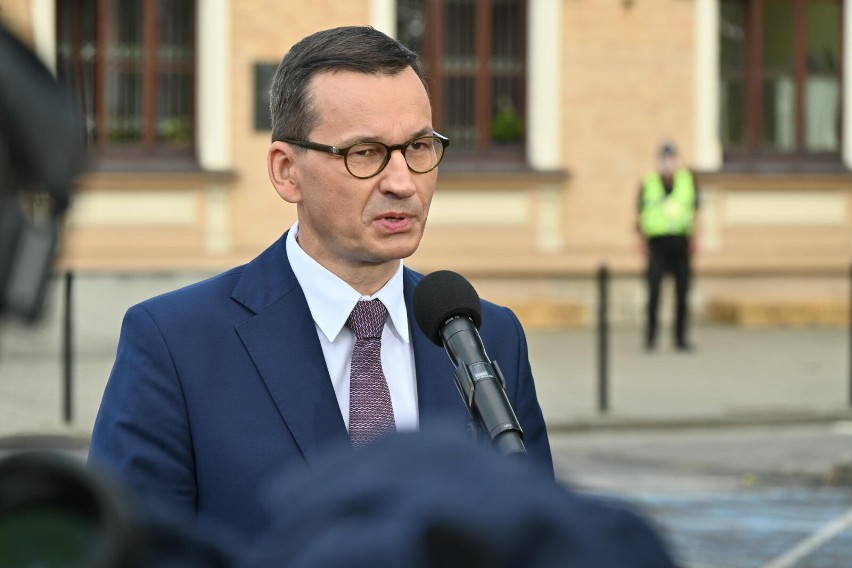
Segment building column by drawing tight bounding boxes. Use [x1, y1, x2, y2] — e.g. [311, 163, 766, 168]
[527, 0, 562, 171]
[370, 0, 396, 37]
[844, 0, 852, 168]
[694, 0, 721, 170]
[29, 0, 54, 71]
[197, 0, 231, 171]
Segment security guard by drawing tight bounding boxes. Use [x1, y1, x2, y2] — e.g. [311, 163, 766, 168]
[637, 142, 699, 352]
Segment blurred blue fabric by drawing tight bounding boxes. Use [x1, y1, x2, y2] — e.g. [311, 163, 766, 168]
[241, 428, 675, 568]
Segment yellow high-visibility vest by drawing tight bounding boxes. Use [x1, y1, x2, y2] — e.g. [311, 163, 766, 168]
[640, 169, 696, 237]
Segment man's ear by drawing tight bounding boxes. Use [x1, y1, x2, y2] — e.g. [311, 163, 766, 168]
[268, 141, 302, 204]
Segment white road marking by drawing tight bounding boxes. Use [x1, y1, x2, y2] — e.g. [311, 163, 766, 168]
[761, 506, 852, 568]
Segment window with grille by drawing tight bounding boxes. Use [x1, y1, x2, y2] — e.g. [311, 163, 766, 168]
[398, 0, 527, 163]
[57, 0, 196, 167]
[720, 0, 843, 168]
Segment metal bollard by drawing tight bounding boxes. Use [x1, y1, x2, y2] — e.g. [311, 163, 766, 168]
[63, 271, 73, 424]
[597, 264, 609, 413]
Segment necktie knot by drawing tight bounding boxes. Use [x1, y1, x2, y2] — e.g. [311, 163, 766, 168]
[347, 299, 388, 340]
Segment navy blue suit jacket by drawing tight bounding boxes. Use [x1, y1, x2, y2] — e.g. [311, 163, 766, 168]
[89, 232, 553, 538]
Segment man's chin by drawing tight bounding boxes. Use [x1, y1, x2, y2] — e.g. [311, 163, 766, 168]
[367, 237, 422, 264]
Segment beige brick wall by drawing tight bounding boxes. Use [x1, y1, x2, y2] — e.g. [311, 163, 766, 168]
[0, 0, 33, 42]
[3, 0, 849, 314]
[562, 0, 696, 253]
[228, 0, 373, 255]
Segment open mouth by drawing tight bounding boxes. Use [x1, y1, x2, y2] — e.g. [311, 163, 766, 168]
[379, 212, 412, 221]
[377, 214, 414, 232]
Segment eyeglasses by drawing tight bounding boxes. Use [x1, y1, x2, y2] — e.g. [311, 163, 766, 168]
[281, 131, 450, 180]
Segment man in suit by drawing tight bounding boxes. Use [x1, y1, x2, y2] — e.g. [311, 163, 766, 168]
[88, 26, 552, 539]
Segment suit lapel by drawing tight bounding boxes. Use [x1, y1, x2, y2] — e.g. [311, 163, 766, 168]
[230, 242, 470, 462]
[233, 233, 349, 467]
[404, 269, 471, 430]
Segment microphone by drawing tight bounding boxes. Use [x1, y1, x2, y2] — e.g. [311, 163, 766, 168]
[413, 270, 526, 456]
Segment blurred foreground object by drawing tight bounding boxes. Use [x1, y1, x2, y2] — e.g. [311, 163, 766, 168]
[0, 24, 79, 321]
[0, 452, 141, 567]
[0, 452, 237, 567]
[0, 25, 236, 568]
[242, 428, 675, 568]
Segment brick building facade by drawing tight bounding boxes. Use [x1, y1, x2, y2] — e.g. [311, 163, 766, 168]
[1, 0, 849, 327]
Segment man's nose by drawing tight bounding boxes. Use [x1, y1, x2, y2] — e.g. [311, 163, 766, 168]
[378, 149, 417, 197]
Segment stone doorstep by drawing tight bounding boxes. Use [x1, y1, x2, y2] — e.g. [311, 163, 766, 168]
[708, 298, 850, 327]
[497, 299, 588, 330]
[500, 297, 850, 330]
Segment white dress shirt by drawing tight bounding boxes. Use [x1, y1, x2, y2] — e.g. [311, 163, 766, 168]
[286, 223, 419, 431]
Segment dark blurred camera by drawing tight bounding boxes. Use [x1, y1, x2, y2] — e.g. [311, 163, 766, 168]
[0, 451, 142, 568]
[0, 25, 235, 568]
[0, 451, 237, 568]
[0, 25, 78, 321]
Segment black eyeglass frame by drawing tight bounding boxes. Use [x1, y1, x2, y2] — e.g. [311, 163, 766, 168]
[281, 131, 450, 179]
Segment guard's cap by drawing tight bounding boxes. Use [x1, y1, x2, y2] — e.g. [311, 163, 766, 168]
[659, 141, 677, 157]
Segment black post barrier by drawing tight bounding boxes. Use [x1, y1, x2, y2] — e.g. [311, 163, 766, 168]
[597, 264, 609, 413]
[63, 271, 73, 424]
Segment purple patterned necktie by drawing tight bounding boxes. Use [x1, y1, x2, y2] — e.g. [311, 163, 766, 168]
[347, 299, 396, 447]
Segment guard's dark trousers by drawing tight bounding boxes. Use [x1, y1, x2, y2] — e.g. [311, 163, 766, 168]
[645, 235, 691, 348]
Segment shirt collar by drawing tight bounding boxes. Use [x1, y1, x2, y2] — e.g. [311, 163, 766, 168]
[286, 222, 410, 344]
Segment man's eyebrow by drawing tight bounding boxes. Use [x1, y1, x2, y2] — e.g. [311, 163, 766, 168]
[335, 134, 371, 147]
[409, 127, 434, 139]
[339, 128, 434, 147]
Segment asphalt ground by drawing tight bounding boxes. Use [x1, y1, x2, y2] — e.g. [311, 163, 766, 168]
[551, 423, 852, 568]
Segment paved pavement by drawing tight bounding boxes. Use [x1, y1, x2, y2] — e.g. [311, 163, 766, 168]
[531, 325, 851, 429]
[0, 271, 850, 439]
[0, 311, 849, 441]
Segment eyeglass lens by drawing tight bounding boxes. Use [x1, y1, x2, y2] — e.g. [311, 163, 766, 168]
[346, 136, 444, 178]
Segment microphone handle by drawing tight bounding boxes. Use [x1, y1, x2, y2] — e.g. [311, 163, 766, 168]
[471, 363, 526, 456]
[442, 317, 526, 456]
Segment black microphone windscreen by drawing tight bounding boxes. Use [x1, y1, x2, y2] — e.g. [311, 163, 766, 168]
[412, 270, 483, 346]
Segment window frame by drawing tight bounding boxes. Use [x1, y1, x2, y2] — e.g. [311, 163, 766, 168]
[405, 0, 528, 168]
[720, 0, 845, 171]
[56, 0, 197, 171]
